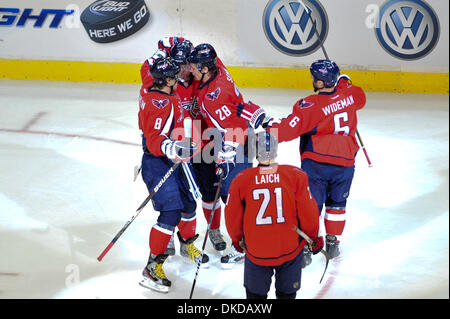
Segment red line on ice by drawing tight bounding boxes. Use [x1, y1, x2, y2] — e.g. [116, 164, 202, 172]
[0, 128, 139, 147]
[0, 273, 19, 276]
[21, 111, 47, 131]
[314, 257, 341, 299]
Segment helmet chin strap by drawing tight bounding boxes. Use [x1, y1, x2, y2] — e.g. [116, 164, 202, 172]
[166, 78, 176, 94]
[313, 80, 320, 92]
[200, 66, 209, 83]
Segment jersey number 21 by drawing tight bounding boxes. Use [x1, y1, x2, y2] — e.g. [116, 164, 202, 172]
[253, 187, 286, 225]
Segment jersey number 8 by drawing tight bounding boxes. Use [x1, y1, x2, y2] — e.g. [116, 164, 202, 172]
[154, 118, 162, 130]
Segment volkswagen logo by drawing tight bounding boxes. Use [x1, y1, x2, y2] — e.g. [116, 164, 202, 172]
[375, 0, 440, 60]
[263, 0, 329, 56]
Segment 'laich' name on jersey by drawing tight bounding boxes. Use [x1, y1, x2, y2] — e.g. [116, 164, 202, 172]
[255, 173, 280, 185]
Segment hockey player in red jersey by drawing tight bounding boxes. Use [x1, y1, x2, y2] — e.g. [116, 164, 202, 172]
[139, 37, 206, 256]
[140, 38, 232, 255]
[237, 59, 366, 265]
[140, 37, 198, 123]
[225, 132, 322, 299]
[138, 57, 208, 293]
[187, 43, 254, 267]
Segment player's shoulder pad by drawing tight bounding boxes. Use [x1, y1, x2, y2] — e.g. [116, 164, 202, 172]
[229, 169, 250, 188]
[294, 96, 316, 111]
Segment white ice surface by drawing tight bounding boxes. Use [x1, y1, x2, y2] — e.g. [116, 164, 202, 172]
[0, 80, 448, 299]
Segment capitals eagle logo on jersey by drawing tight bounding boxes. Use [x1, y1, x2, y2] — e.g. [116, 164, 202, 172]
[152, 99, 170, 109]
[299, 99, 313, 109]
[206, 88, 221, 101]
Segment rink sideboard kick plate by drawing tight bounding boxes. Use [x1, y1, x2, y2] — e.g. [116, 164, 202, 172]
[80, 0, 150, 43]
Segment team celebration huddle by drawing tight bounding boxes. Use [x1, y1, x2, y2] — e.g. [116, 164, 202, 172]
[133, 36, 366, 298]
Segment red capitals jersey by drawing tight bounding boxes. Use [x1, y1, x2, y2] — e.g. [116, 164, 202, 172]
[225, 164, 320, 266]
[194, 64, 248, 146]
[139, 72, 201, 144]
[140, 60, 154, 90]
[138, 87, 184, 157]
[267, 79, 366, 166]
[140, 69, 199, 120]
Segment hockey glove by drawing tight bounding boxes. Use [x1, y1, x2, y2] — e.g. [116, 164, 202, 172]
[147, 49, 167, 68]
[158, 36, 185, 54]
[215, 142, 237, 180]
[161, 139, 197, 161]
[309, 236, 324, 255]
[232, 239, 245, 253]
[336, 73, 352, 87]
[215, 161, 235, 180]
[190, 98, 201, 119]
[236, 101, 267, 129]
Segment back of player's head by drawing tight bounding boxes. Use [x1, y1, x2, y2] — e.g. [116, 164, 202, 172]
[255, 132, 278, 162]
[310, 59, 340, 88]
[170, 40, 194, 66]
[150, 57, 180, 86]
[188, 43, 217, 72]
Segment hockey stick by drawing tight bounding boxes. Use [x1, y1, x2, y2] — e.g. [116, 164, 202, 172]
[181, 161, 203, 200]
[291, 225, 330, 284]
[356, 130, 372, 167]
[189, 174, 224, 299]
[297, 0, 372, 167]
[97, 160, 182, 262]
[133, 164, 141, 182]
[98, 118, 195, 262]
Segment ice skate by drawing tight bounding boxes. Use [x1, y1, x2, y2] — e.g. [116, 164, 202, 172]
[139, 254, 171, 293]
[220, 246, 245, 269]
[302, 246, 312, 268]
[164, 233, 175, 256]
[325, 235, 340, 259]
[208, 228, 226, 254]
[177, 232, 209, 268]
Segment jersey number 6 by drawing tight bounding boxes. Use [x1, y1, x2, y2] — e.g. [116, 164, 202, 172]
[334, 112, 350, 136]
[253, 187, 286, 225]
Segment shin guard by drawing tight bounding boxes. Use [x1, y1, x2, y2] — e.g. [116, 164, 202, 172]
[178, 212, 197, 240]
[149, 223, 174, 256]
[202, 200, 221, 230]
[324, 207, 346, 236]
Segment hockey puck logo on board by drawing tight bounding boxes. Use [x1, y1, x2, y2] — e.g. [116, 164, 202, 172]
[80, 0, 150, 43]
[262, 0, 329, 56]
[375, 0, 440, 60]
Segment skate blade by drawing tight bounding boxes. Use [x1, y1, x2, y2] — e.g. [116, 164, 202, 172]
[215, 249, 225, 256]
[221, 262, 241, 269]
[200, 262, 209, 269]
[139, 277, 169, 294]
[220, 258, 244, 269]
